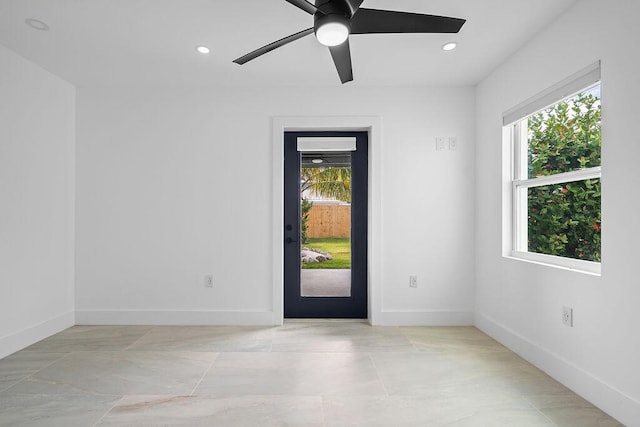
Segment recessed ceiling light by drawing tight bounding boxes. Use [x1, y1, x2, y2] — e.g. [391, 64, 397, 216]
[25, 18, 50, 31]
[442, 42, 457, 51]
[312, 159, 324, 164]
[196, 45, 210, 54]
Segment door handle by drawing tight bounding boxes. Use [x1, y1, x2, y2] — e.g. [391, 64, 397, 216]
[285, 237, 298, 244]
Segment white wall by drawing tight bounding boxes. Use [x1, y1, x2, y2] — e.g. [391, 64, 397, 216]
[75, 85, 475, 325]
[0, 44, 75, 358]
[475, 0, 640, 424]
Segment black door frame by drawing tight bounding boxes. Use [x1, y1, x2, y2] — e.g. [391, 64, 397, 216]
[283, 131, 368, 318]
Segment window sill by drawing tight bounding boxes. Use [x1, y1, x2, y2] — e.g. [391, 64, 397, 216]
[507, 251, 601, 276]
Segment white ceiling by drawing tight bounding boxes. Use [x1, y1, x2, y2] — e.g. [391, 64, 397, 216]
[0, 0, 577, 87]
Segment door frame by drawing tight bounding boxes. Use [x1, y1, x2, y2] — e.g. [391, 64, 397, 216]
[272, 116, 382, 325]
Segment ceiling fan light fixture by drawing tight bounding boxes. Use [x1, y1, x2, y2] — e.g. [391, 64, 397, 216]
[315, 14, 350, 47]
[233, 0, 466, 84]
[316, 22, 349, 46]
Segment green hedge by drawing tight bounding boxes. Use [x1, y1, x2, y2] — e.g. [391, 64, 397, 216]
[527, 88, 601, 262]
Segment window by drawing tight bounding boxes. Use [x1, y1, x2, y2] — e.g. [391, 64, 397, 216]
[504, 63, 601, 274]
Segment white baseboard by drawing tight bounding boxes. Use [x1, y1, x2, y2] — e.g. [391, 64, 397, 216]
[373, 310, 474, 326]
[475, 313, 640, 426]
[75, 309, 276, 326]
[0, 311, 75, 359]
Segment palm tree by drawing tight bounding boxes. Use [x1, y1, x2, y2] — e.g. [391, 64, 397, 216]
[299, 166, 351, 244]
[301, 167, 351, 203]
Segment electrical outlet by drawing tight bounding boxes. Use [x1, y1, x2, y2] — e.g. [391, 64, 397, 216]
[449, 137, 458, 151]
[409, 275, 418, 288]
[562, 306, 573, 327]
[204, 274, 214, 288]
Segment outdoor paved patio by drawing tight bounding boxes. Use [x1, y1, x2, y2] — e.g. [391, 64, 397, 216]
[301, 269, 351, 297]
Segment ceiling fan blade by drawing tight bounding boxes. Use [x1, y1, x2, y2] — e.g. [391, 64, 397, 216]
[285, 0, 321, 15]
[329, 39, 353, 84]
[343, 0, 365, 16]
[350, 8, 465, 34]
[233, 28, 314, 65]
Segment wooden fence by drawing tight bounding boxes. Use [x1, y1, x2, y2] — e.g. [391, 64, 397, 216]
[307, 204, 351, 238]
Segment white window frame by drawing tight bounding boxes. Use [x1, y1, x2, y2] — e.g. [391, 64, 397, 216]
[504, 62, 602, 275]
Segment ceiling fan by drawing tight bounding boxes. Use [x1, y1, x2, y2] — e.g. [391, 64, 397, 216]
[233, 0, 466, 84]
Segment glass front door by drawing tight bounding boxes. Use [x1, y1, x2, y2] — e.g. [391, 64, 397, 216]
[284, 132, 367, 318]
[300, 151, 352, 298]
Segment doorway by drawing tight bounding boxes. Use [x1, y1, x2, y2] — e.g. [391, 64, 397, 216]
[283, 131, 368, 318]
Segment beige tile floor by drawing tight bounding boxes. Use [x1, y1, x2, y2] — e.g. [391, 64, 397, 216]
[0, 322, 622, 426]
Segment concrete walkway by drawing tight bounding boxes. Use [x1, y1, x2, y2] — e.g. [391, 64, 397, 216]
[301, 269, 351, 297]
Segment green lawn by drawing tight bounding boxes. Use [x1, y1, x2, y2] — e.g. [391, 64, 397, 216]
[302, 238, 351, 269]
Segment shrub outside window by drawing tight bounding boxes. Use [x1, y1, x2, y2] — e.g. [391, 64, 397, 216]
[505, 64, 601, 274]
